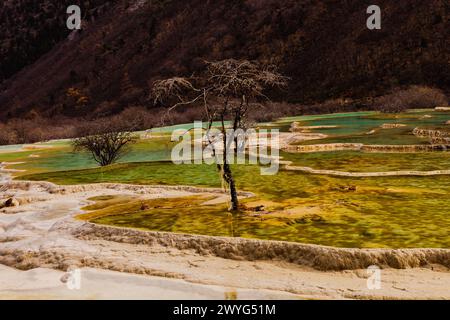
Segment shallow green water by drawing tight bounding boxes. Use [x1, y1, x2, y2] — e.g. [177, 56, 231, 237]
[282, 110, 450, 145]
[4, 110, 450, 174]
[149, 121, 231, 133]
[91, 199, 450, 249]
[22, 161, 450, 248]
[7, 110, 450, 249]
[281, 151, 450, 172]
[3, 138, 176, 174]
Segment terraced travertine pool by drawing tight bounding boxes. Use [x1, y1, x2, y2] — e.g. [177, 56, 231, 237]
[2, 110, 450, 249]
[277, 109, 450, 145]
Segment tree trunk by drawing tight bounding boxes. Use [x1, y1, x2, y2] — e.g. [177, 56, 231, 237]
[221, 109, 239, 212]
[223, 162, 239, 212]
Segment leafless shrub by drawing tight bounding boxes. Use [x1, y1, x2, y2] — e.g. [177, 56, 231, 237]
[374, 86, 448, 113]
[0, 123, 17, 145]
[152, 77, 199, 106]
[72, 118, 138, 167]
[114, 106, 155, 131]
[0, 106, 156, 146]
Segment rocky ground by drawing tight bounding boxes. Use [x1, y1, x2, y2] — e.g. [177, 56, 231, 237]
[0, 265, 297, 300]
[0, 178, 449, 300]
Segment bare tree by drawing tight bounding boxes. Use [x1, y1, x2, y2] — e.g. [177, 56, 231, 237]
[73, 118, 137, 167]
[151, 59, 288, 212]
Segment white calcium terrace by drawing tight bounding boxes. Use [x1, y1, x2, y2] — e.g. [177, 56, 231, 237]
[0, 178, 449, 299]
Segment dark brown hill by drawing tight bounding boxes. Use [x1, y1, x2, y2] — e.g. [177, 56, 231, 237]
[0, 0, 117, 82]
[0, 0, 448, 121]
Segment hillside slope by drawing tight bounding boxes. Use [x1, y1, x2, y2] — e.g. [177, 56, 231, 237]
[0, 0, 117, 82]
[0, 0, 448, 120]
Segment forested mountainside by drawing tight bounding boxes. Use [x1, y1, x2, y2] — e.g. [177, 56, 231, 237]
[0, 0, 117, 82]
[0, 0, 448, 120]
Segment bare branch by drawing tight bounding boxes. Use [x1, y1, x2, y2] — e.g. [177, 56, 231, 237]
[148, 59, 289, 212]
[72, 119, 137, 167]
[151, 77, 199, 105]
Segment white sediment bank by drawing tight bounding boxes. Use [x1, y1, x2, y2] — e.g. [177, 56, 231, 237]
[283, 143, 450, 153]
[282, 164, 450, 177]
[1, 128, 450, 299]
[0, 163, 14, 184]
[74, 222, 450, 271]
[0, 179, 449, 299]
[0, 265, 297, 300]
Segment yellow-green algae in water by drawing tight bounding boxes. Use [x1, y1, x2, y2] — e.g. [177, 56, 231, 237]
[12, 110, 450, 249]
[78, 195, 331, 242]
[281, 151, 450, 172]
[56, 162, 450, 249]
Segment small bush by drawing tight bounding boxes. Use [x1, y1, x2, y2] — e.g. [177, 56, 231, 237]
[114, 106, 155, 131]
[0, 107, 156, 146]
[374, 86, 448, 113]
[73, 118, 138, 167]
[0, 123, 17, 145]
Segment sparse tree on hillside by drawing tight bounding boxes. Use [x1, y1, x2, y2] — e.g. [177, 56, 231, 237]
[151, 59, 288, 212]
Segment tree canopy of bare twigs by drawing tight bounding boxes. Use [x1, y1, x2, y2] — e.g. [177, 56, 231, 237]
[72, 118, 138, 167]
[151, 59, 289, 212]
